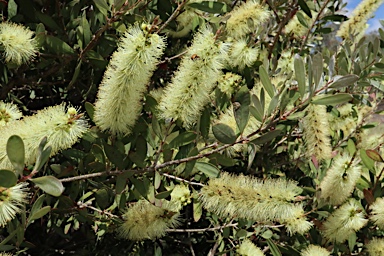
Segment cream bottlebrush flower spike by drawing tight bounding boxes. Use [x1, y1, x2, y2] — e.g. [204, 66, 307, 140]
[225, 0, 270, 38]
[319, 153, 361, 205]
[118, 199, 181, 240]
[285, 11, 315, 39]
[300, 245, 330, 256]
[0, 104, 88, 169]
[366, 237, 384, 256]
[0, 101, 22, 127]
[337, 0, 384, 39]
[94, 24, 166, 135]
[0, 22, 37, 66]
[302, 104, 332, 161]
[158, 26, 229, 127]
[369, 197, 384, 229]
[0, 183, 28, 227]
[227, 38, 260, 71]
[200, 172, 312, 235]
[322, 199, 368, 243]
[237, 239, 265, 256]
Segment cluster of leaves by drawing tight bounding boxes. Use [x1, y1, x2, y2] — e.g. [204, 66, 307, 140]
[1, 0, 384, 255]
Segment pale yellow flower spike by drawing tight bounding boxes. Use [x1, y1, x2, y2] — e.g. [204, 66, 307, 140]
[322, 199, 368, 243]
[226, 0, 271, 38]
[0, 101, 22, 127]
[0, 104, 88, 170]
[320, 153, 361, 205]
[200, 172, 312, 235]
[337, 0, 384, 39]
[369, 197, 384, 229]
[158, 27, 229, 128]
[0, 183, 28, 227]
[0, 22, 37, 66]
[366, 237, 384, 256]
[94, 24, 166, 135]
[118, 199, 181, 240]
[237, 239, 265, 256]
[303, 104, 332, 161]
[300, 245, 330, 256]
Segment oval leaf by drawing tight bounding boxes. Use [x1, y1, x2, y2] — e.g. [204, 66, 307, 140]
[31, 176, 64, 197]
[259, 66, 275, 98]
[251, 129, 282, 145]
[167, 132, 197, 149]
[311, 93, 352, 105]
[28, 206, 51, 222]
[328, 74, 359, 89]
[294, 54, 306, 98]
[0, 169, 17, 188]
[195, 162, 220, 178]
[212, 123, 237, 144]
[366, 149, 384, 162]
[6, 135, 25, 175]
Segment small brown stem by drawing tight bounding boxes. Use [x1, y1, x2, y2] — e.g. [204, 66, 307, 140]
[157, 0, 189, 34]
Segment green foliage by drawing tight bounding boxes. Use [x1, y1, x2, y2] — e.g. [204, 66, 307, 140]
[1, 0, 384, 255]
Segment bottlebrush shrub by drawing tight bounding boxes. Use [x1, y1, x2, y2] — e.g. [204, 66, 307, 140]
[2, 0, 384, 255]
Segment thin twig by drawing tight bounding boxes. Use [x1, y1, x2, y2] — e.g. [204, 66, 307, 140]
[77, 201, 119, 218]
[299, 0, 331, 53]
[158, 50, 188, 64]
[157, 0, 189, 34]
[161, 173, 204, 186]
[166, 223, 238, 233]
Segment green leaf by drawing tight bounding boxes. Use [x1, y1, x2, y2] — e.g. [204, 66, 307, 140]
[328, 75, 359, 89]
[155, 190, 172, 199]
[104, 143, 126, 169]
[188, 1, 228, 14]
[347, 139, 356, 156]
[311, 93, 352, 105]
[251, 129, 282, 145]
[298, 0, 312, 18]
[95, 188, 110, 210]
[80, 13, 92, 46]
[34, 146, 52, 173]
[366, 149, 384, 162]
[152, 115, 163, 140]
[45, 35, 74, 54]
[166, 132, 196, 149]
[251, 94, 264, 122]
[312, 53, 323, 89]
[94, 0, 109, 16]
[360, 149, 375, 171]
[212, 123, 237, 144]
[259, 66, 275, 98]
[85, 102, 95, 121]
[30, 194, 45, 217]
[7, 135, 25, 176]
[30, 176, 64, 197]
[68, 60, 82, 89]
[261, 229, 273, 239]
[92, 144, 106, 164]
[33, 137, 52, 173]
[294, 54, 306, 98]
[28, 206, 51, 222]
[235, 229, 248, 238]
[199, 107, 211, 139]
[130, 177, 149, 198]
[193, 199, 203, 222]
[234, 87, 251, 133]
[322, 14, 347, 21]
[0, 169, 17, 188]
[8, 0, 17, 20]
[36, 12, 62, 31]
[195, 162, 220, 178]
[267, 239, 282, 256]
